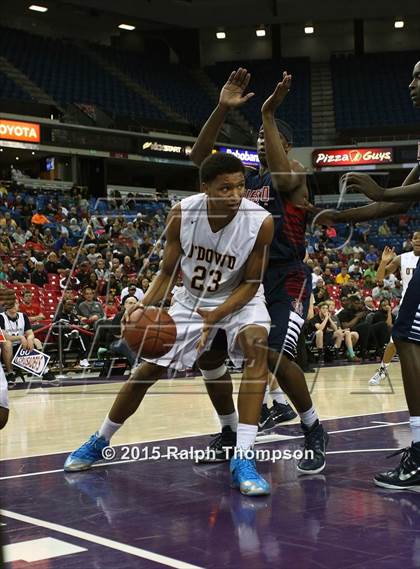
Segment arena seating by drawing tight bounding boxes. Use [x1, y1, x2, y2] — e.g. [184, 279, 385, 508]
[332, 51, 420, 130]
[0, 69, 31, 102]
[205, 58, 312, 146]
[0, 27, 165, 122]
[91, 45, 216, 127]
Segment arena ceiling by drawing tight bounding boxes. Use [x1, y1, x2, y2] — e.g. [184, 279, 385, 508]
[1, 0, 420, 31]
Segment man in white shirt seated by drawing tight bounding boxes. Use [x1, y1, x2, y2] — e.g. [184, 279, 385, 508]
[0, 300, 55, 385]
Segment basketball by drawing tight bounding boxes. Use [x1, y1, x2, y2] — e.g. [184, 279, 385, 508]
[123, 307, 177, 358]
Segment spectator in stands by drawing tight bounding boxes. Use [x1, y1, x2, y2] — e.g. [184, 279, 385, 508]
[77, 287, 105, 329]
[335, 266, 350, 285]
[20, 290, 45, 327]
[370, 298, 394, 330]
[0, 300, 55, 384]
[121, 222, 139, 240]
[53, 298, 91, 368]
[11, 226, 27, 246]
[338, 295, 370, 360]
[312, 266, 323, 288]
[59, 268, 80, 291]
[3, 212, 17, 233]
[45, 252, 63, 274]
[378, 220, 392, 237]
[123, 255, 137, 275]
[372, 282, 392, 301]
[0, 260, 8, 282]
[98, 296, 138, 367]
[11, 261, 30, 284]
[355, 222, 370, 243]
[121, 283, 144, 304]
[313, 279, 330, 305]
[364, 296, 376, 312]
[0, 233, 12, 255]
[141, 278, 150, 293]
[31, 211, 49, 226]
[363, 262, 377, 281]
[105, 299, 119, 319]
[86, 244, 101, 266]
[95, 258, 110, 280]
[41, 228, 54, 249]
[384, 270, 398, 289]
[365, 245, 379, 264]
[76, 262, 92, 288]
[391, 280, 403, 300]
[352, 243, 365, 255]
[403, 237, 413, 252]
[348, 260, 363, 280]
[31, 262, 49, 287]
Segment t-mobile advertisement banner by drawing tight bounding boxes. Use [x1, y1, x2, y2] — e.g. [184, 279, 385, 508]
[313, 147, 394, 168]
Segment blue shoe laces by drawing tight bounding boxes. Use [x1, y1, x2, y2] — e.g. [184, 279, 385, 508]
[72, 434, 104, 460]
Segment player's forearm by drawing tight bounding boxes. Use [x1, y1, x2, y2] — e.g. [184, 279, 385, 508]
[380, 182, 420, 202]
[262, 111, 295, 192]
[142, 271, 176, 306]
[190, 104, 229, 166]
[334, 200, 410, 223]
[375, 260, 387, 282]
[211, 282, 260, 322]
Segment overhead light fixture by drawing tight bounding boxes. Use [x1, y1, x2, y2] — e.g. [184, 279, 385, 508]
[32, 151, 35, 155]
[29, 4, 48, 12]
[118, 24, 136, 31]
[256, 27, 266, 37]
[304, 26, 314, 34]
[216, 31, 226, 40]
[15, 157, 19, 161]
[394, 20, 404, 29]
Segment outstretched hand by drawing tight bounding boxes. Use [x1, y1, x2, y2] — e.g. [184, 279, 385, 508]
[381, 245, 395, 264]
[344, 173, 385, 202]
[261, 71, 292, 114]
[219, 68, 255, 109]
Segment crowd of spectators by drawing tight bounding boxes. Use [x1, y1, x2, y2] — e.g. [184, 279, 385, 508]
[0, 178, 419, 378]
[302, 218, 418, 366]
[0, 181, 171, 382]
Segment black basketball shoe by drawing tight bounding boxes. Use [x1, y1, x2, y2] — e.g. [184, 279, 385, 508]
[374, 444, 420, 489]
[258, 404, 277, 433]
[196, 426, 237, 463]
[297, 420, 329, 474]
[269, 401, 297, 425]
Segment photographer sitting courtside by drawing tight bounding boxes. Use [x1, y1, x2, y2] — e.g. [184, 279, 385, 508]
[0, 300, 56, 386]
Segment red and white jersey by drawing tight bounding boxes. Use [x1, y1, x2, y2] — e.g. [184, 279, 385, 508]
[175, 193, 270, 308]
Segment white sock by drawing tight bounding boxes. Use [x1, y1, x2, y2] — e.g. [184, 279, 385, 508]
[263, 385, 270, 406]
[99, 416, 123, 442]
[381, 362, 390, 369]
[271, 387, 287, 405]
[218, 412, 238, 432]
[410, 416, 420, 444]
[236, 423, 258, 451]
[299, 406, 318, 429]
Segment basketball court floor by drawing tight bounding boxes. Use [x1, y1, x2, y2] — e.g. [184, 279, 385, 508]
[1, 363, 418, 568]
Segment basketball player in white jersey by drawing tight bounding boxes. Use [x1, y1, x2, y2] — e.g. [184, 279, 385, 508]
[369, 233, 420, 385]
[64, 153, 275, 496]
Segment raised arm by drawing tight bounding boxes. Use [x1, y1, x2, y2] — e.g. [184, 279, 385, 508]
[261, 72, 302, 193]
[190, 68, 255, 166]
[375, 246, 400, 282]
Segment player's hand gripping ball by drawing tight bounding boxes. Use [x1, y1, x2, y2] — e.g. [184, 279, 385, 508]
[123, 306, 177, 358]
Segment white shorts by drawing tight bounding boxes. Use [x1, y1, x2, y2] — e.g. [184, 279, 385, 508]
[143, 296, 271, 371]
[0, 363, 8, 410]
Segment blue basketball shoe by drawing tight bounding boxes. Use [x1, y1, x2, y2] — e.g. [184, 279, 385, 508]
[230, 456, 270, 496]
[64, 432, 109, 472]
